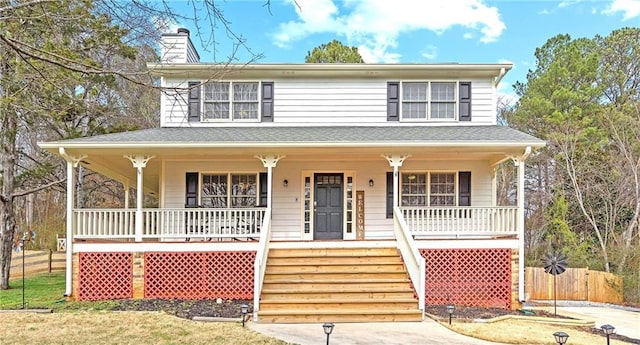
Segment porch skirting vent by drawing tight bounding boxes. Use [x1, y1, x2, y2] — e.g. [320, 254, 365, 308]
[77, 251, 255, 301]
[145, 252, 255, 299]
[420, 248, 512, 309]
[79, 252, 133, 300]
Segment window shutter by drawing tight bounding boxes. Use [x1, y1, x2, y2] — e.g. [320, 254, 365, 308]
[458, 171, 471, 206]
[459, 82, 471, 122]
[386, 172, 394, 218]
[387, 82, 399, 121]
[261, 82, 274, 122]
[188, 82, 201, 122]
[259, 172, 268, 206]
[185, 172, 198, 207]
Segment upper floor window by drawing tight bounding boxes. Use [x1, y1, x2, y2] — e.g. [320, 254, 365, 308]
[203, 82, 259, 120]
[387, 81, 471, 122]
[188, 81, 274, 122]
[402, 82, 456, 120]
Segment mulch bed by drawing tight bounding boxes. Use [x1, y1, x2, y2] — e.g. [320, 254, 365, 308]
[108, 299, 252, 320]
[424, 304, 559, 320]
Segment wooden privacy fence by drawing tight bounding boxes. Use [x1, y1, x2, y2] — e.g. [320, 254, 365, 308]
[525, 267, 623, 304]
[10, 250, 65, 278]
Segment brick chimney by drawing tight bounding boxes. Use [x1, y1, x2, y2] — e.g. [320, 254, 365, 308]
[160, 28, 200, 63]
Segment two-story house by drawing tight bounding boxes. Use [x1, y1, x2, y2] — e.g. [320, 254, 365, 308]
[39, 28, 545, 323]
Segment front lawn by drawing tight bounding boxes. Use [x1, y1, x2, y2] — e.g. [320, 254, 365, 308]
[0, 271, 66, 309]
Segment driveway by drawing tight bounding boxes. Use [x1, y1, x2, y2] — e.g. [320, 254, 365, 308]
[248, 318, 505, 345]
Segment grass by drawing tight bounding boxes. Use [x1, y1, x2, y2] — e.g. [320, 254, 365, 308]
[0, 311, 293, 345]
[0, 272, 632, 344]
[0, 271, 66, 309]
[446, 319, 629, 345]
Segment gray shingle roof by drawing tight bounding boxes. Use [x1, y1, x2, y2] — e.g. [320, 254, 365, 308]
[42, 126, 544, 147]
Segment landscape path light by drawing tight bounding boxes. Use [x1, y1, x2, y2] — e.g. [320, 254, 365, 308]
[601, 324, 615, 345]
[446, 304, 455, 325]
[240, 304, 248, 327]
[553, 331, 569, 345]
[322, 322, 334, 345]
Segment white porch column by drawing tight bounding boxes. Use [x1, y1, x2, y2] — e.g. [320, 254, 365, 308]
[512, 146, 531, 302]
[58, 148, 86, 297]
[125, 155, 154, 242]
[383, 155, 410, 208]
[123, 181, 130, 209]
[255, 155, 285, 209]
[491, 167, 498, 207]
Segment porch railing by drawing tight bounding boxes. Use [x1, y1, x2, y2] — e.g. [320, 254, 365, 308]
[393, 206, 425, 316]
[74, 209, 136, 238]
[401, 206, 518, 237]
[253, 209, 272, 321]
[73, 208, 266, 240]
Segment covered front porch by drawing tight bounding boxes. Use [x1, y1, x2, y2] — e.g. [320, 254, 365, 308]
[38, 125, 545, 319]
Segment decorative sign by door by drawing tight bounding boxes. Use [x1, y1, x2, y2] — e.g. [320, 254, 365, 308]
[356, 190, 365, 240]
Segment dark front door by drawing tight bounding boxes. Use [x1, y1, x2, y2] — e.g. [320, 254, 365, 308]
[314, 173, 343, 240]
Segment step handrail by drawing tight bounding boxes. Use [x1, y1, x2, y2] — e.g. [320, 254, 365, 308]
[253, 209, 272, 321]
[393, 206, 425, 317]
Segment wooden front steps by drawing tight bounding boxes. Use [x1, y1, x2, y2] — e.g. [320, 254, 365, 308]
[257, 246, 423, 323]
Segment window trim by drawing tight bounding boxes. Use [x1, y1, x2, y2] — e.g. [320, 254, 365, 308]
[399, 81, 459, 122]
[201, 81, 263, 122]
[199, 172, 260, 208]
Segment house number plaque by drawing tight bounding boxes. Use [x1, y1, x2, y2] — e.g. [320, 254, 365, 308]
[356, 190, 365, 240]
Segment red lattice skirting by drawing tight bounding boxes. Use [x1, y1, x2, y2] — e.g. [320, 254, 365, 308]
[420, 248, 512, 309]
[78, 252, 133, 300]
[145, 251, 255, 299]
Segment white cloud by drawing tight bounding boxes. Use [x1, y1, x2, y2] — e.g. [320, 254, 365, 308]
[558, 0, 580, 9]
[273, 0, 506, 60]
[420, 45, 438, 60]
[603, 0, 640, 19]
[358, 45, 401, 63]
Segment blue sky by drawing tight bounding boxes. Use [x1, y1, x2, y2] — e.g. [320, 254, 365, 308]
[171, 0, 640, 98]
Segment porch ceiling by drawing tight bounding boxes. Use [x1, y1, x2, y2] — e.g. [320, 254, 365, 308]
[38, 126, 545, 194]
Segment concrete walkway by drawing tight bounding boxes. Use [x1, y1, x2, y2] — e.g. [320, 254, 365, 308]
[529, 301, 640, 340]
[248, 318, 504, 345]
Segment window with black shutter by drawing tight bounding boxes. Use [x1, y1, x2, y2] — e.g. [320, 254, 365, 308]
[187, 82, 201, 122]
[459, 82, 472, 121]
[458, 171, 471, 206]
[261, 82, 274, 122]
[185, 172, 199, 207]
[386, 172, 394, 218]
[259, 172, 268, 206]
[387, 82, 399, 121]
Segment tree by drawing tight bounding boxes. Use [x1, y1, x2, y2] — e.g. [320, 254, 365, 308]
[0, 0, 267, 289]
[512, 29, 640, 280]
[305, 40, 364, 63]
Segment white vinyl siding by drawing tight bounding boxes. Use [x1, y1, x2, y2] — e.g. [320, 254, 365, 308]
[160, 78, 496, 127]
[161, 158, 492, 241]
[273, 80, 387, 124]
